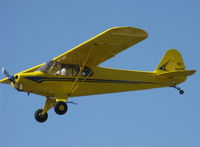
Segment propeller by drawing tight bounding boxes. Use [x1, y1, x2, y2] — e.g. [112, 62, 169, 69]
[2, 67, 10, 77]
[2, 67, 22, 91]
[2, 67, 15, 83]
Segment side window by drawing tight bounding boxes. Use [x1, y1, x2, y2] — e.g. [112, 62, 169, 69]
[65, 65, 79, 76]
[55, 64, 93, 77]
[82, 66, 93, 77]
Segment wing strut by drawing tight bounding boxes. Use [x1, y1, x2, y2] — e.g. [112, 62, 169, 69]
[68, 44, 95, 96]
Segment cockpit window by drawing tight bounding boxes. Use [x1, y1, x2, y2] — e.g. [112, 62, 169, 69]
[38, 61, 60, 74]
[38, 61, 93, 77]
[82, 66, 93, 77]
[57, 64, 80, 76]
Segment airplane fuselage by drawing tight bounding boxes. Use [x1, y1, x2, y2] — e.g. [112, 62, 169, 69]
[15, 66, 186, 98]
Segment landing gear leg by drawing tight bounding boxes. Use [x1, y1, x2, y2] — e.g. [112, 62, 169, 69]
[172, 86, 184, 95]
[34, 98, 56, 123]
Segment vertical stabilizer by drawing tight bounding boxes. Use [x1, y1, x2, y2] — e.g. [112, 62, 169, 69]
[155, 49, 185, 73]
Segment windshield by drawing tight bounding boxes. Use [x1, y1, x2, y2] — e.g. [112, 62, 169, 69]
[38, 61, 60, 74]
[38, 61, 54, 73]
[38, 61, 93, 77]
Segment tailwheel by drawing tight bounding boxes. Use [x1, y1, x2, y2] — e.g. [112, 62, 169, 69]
[172, 85, 184, 95]
[34, 109, 48, 123]
[179, 90, 184, 95]
[54, 101, 68, 115]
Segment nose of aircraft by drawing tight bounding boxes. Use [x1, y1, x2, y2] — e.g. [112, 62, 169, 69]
[11, 74, 23, 91]
[14, 74, 20, 82]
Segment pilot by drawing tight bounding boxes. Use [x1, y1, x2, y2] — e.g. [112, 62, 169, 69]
[55, 63, 67, 75]
[60, 67, 67, 75]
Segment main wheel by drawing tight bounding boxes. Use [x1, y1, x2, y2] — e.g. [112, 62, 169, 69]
[54, 101, 68, 115]
[34, 109, 48, 123]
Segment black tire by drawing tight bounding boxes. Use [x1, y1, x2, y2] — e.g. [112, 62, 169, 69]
[179, 90, 184, 95]
[34, 109, 48, 123]
[54, 101, 68, 115]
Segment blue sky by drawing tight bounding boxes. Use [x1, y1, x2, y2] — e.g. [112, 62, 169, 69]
[0, 0, 200, 146]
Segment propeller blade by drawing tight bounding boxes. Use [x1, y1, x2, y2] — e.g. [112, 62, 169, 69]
[2, 67, 16, 83]
[2, 67, 10, 77]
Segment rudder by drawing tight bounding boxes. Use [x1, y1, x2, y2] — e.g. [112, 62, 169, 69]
[155, 49, 185, 73]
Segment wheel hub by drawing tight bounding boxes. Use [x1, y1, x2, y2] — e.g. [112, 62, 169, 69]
[59, 105, 65, 111]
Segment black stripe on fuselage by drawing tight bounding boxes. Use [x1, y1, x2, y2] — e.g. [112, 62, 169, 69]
[24, 76, 161, 85]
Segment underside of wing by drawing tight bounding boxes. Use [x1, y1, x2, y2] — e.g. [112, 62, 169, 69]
[53, 27, 148, 67]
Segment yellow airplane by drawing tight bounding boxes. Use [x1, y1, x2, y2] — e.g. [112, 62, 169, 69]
[0, 27, 196, 123]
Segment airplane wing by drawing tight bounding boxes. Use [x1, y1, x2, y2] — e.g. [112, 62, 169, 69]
[0, 78, 9, 84]
[0, 27, 148, 84]
[53, 27, 148, 67]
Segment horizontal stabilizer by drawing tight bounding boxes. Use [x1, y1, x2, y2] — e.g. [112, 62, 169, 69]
[156, 70, 196, 78]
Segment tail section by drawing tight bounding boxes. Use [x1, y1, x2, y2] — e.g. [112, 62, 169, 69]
[154, 49, 196, 94]
[154, 49, 196, 80]
[155, 49, 186, 73]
